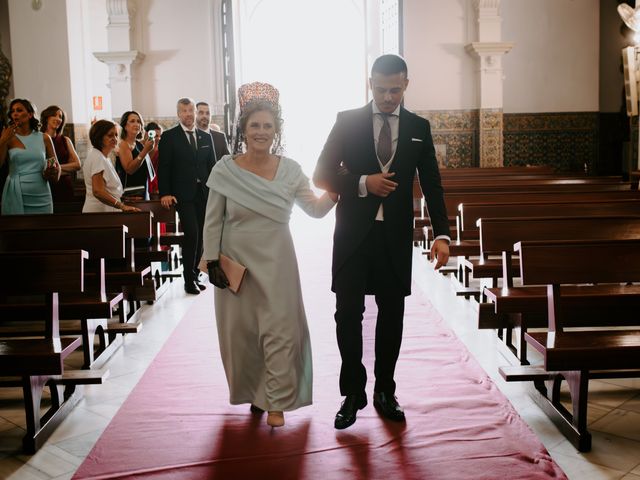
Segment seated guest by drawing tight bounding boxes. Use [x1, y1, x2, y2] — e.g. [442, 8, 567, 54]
[40, 105, 81, 202]
[115, 111, 156, 200]
[145, 121, 163, 195]
[0, 98, 60, 215]
[82, 119, 140, 213]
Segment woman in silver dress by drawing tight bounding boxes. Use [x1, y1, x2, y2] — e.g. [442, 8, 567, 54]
[203, 83, 336, 427]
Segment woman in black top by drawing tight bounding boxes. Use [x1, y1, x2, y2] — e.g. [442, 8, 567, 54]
[115, 111, 156, 200]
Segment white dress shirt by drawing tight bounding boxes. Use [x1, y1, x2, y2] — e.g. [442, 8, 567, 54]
[181, 123, 198, 148]
[358, 103, 450, 243]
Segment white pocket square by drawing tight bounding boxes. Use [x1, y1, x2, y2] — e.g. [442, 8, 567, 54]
[411, 138, 423, 142]
[200, 145, 210, 149]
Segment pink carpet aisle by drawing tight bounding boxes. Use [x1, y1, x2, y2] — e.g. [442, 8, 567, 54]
[73, 218, 566, 479]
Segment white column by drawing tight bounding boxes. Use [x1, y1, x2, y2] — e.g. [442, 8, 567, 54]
[93, 0, 144, 117]
[465, 0, 513, 167]
[210, 0, 225, 118]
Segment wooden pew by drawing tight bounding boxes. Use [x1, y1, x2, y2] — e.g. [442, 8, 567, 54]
[444, 181, 632, 194]
[418, 189, 640, 252]
[0, 226, 140, 368]
[439, 165, 555, 177]
[0, 212, 155, 311]
[446, 190, 640, 231]
[0, 251, 108, 453]
[452, 200, 640, 295]
[498, 239, 640, 452]
[126, 199, 182, 285]
[476, 216, 640, 363]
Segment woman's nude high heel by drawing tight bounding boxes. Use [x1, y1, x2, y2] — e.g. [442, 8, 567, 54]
[267, 411, 285, 427]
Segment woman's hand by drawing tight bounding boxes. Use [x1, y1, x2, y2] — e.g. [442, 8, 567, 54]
[141, 132, 155, 155]
[43, 158, 61, 182]
[207, 260, 230, 289]
[120, 204, 141, 212]
[0, 124, 15, 146]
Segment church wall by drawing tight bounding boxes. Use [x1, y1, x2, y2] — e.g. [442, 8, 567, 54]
[402, 0, 602, 170]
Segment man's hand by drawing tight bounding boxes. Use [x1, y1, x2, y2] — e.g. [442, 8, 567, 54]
[430, 238, 450, 270]
[160, 195, 177, 209]
[365, 172, 397, 197]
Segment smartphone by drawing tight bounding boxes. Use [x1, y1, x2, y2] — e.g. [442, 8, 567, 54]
[148, 130, 156, 140]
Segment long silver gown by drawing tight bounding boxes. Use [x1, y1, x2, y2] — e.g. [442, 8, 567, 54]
[203, 155, 335, 411]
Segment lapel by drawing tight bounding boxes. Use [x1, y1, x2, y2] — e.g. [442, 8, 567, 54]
[358, 103, 378, 172]
[390, 106, 412, 173]
[195, 129, 207, 161]
[176, 125, 196, 160]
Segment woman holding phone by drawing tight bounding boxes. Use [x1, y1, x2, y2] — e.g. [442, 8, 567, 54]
[115, 110, 156, 200]
[0, 98, 60, 215]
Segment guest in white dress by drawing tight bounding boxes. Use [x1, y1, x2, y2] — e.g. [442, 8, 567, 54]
[203, 83, 337, 428]
[82, 120, 140, 213]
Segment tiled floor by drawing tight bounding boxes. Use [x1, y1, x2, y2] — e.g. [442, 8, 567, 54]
[1, 249, 640, 479]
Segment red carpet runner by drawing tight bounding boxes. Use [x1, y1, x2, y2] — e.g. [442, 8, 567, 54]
[73, 222, 565, 479]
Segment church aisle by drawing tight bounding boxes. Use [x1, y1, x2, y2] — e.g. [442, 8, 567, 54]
[69, 217, 564, 479]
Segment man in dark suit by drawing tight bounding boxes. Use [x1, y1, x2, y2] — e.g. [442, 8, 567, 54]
[159, 97, 221, 295]
[313, 54, 451, 429]
[196, 101, 231, 162]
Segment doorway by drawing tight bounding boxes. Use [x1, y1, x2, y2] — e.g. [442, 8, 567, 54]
[233, 0, 367, 174]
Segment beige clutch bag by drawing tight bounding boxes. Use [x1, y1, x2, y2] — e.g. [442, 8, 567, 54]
[199, 254, 247, 294]
[219, 254, 247, 294]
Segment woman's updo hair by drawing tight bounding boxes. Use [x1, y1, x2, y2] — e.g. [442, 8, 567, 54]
[234, 99, 283, 154]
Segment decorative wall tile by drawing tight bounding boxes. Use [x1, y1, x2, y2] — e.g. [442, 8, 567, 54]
[479, 109, 503, 167]
[504, 112, 598, 172]
[415, 109, 478, 168]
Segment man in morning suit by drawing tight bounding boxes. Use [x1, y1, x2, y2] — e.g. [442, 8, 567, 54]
[196, 101, 231, 162]
[159, 97, 220, 295]
[313, 54, 451, 429]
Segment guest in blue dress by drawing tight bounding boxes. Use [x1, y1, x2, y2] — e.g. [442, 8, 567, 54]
[0, 99, 60, 215]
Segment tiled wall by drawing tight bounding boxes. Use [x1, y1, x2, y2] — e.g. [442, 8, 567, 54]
[414, 109, 600, 172]
[503, 112, 598, 172]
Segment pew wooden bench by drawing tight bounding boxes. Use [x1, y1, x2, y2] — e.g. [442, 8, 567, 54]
[0, 225, 145, 368]
[0, 213, 155, 313]
[0, 251, 108, 453]
[498, 239, 640, 452]
[454, 200, 640, 294]
[478, 216, 640, 363]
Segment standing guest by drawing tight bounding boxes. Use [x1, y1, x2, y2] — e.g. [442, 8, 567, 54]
[196, 101, 231, 160]
[0, 98, 60, 215]
[40, 105, 81, 202]
[145, 121, 163, 195]
[82, 119, 140, 213]
[115, 111, 156, 200]
[203, 82, 336, 428]
[158, 97, 218, 295]
[313, 54, 451, 429]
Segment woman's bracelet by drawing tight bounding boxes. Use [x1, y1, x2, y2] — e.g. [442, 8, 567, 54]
[113, 198, 121, 209]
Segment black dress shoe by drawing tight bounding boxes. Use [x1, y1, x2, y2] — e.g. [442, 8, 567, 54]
[184, 281, 201, 295]
[250, 404, 264, 414]
[334, 394, 367, 430]
[373, 391, 405, 422]
[195, 280, 207, 291]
